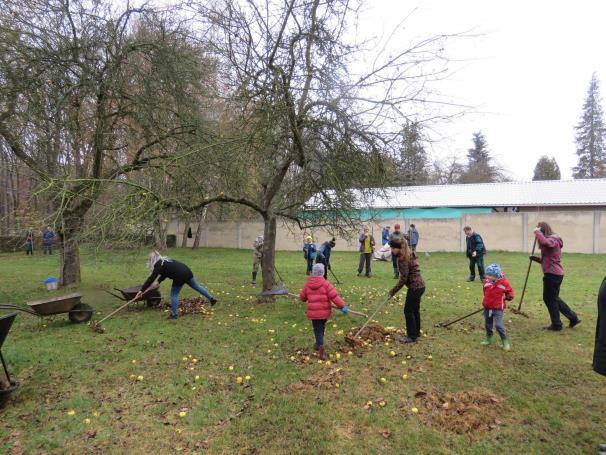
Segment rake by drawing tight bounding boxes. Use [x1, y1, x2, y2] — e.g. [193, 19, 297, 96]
[345, 294, 393, 346]
[511, 237, 537, 318]
[258, 287, 367, 317]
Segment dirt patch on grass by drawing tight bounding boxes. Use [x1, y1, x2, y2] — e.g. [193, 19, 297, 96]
[159, 297, 212, 317]
[344, 324, 403, 350]
[408, 390, 506, 434]
[288, 368, 344, 392]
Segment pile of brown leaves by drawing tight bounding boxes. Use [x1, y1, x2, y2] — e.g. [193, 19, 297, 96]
[410, 390, 506, 434]
[159, 297, 212, 317]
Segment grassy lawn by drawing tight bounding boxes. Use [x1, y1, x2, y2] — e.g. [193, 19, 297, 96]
[0, 247, 605, 454]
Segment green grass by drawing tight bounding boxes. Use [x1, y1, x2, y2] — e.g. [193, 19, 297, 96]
[0, 247, 605, 454]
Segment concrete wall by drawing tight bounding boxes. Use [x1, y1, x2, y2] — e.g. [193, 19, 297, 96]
[168, 210, 606, 254]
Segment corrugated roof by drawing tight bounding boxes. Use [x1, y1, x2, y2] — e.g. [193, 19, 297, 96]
[366, 179, 606, 208]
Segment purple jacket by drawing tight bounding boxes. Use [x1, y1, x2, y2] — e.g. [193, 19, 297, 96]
[535, 231, 564, 276]
[358, 234, 376, 253]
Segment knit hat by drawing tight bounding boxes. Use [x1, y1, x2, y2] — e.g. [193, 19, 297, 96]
[312, 263, 325, 277]
[485, 263, 503, 278]
[306, 235, 312, 241]
[394, 223, 401, 230]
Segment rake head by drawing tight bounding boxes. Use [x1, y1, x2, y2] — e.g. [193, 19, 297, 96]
[510, 308, 530, 318]
[89, 321, 105, 334]
[258, 287, 290, 297]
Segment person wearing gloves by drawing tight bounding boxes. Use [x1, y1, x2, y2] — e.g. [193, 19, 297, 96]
[357, 227, 375, 277]
[302, 235, 317, 275]
[251, 235, 264, 285]
[464, 226, 487, 282]
[299, 263, 348, 360]
[389, 224, 406, 278]
[530, 222, 581, 331]
[389, 239, 426, 343]
[136, 251, 217, 319]
[316, 237, 336, 279]
[481, 263, 514, 351]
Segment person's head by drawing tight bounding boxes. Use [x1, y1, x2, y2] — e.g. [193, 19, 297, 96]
[305, 235, 313, 243]
[363, 227, 369, 234]
[389, 238, 411, 261]
[463, 226, 473, 237]
[485, 263, 503, 282]
[384, 225, 390, 230]
[536, 221, 553, 236]
[46, 226, 52, 231]
[394, 223, 401, 231]
[312, 263, 325, 277]
[329, 237, 336, 248]
[410, 224, 415, 229]
[148, 250, 169, 272]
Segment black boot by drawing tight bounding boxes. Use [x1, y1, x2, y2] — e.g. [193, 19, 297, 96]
[251, 271, 257, 284]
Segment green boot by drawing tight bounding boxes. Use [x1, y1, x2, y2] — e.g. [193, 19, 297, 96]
[501, 338, 512, 351]
[480, 336, 492, 346]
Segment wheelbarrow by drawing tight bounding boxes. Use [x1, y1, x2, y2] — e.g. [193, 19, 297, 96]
[105, 284, 162, 308]
[26, 293, 93, 323]
[0, 312, 18, 408]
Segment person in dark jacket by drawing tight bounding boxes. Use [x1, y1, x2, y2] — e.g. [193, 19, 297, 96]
[316, 237, 336, 279]
[42, 226, 55, 255]
[381, 226, 390, 246]
[357, 227, 375, 277]
[135, 251, 217, 319]
[24, 229, 34, 255]
[464, 226, 486, 282]
[389, 239, 426, 343]
[302, 235, 317, 275]
[530, 222, 581, 331]
[408, 224, 419, 254]
[593, 277, 606, 377]
[389, 224, 406, 279]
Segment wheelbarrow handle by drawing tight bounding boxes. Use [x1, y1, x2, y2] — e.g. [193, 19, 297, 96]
[0, 304, 40, 317]
[105, 290, 127, 301]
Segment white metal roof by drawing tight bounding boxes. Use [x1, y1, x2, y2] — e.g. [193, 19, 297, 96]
[366, 179, 606, 208]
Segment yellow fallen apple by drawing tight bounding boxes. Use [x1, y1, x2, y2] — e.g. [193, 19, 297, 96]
[137, 375, 144, 381]
[182, 357, 188, 361]
[411, 407, 419, 414]
[67, 410, 76, 416]
[290, 356, 295, 361]
[236, 377, 243, 384]
[427, 355, 433, 360]
[83, 418, 91, 425]
[401, 360, 407, 365]
[335, 353, 341, 360]
[179, 411, 187, 418]
[380, 377, 387, 384]
[379, 401, 386, 407]
[192, 358, 198, 363]
[348, 351, 353, 356]
[245, 375, 251, 381]
[402, 374, 408, 380]
[129, 374, 136, 380]
[228, 365, 234, 371]
[442, 402, 449, 409]
[195, 375, 200, 380]
[366, 400, 373, 407]
[131, 359, 137, 364]
[389, 351, 396, 357]
[335, 383, 340, 388]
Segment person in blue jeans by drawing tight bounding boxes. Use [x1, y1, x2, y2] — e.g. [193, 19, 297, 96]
[42, 226, 55, 255]
[136, 251, 217, 319]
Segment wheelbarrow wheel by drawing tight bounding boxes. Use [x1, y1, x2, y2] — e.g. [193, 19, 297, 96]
[68, 303, 93, 323]
[146, 296, 162, 308]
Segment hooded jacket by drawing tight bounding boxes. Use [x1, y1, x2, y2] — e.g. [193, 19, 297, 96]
[482, 276, 514, 310]
[535, 231, 564, 276]
[299, 276, 345, 320]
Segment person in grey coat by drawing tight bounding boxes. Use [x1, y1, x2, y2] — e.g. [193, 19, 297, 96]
[408, 224, 419, 254]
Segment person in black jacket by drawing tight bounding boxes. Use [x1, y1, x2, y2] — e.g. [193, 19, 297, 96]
[316, 238, 336, 279]
[135, 251, 217, 319]
[594, 277, 606, 377]
[464, 226, 486, 282]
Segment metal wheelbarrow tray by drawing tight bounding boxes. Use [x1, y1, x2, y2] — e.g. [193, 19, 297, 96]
[26, 293, 93, 323]
[106, 284, 161, 307]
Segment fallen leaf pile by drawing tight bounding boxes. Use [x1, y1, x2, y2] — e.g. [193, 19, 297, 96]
[409, 390, 506, 434]
[159, 297, 212, 317]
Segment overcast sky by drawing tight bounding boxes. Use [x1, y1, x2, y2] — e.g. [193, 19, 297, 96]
[358, 0, 606, 181]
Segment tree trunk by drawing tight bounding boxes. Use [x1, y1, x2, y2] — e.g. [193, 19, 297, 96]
[58, 216, 82, 286]
[154, 215, 167, 250]
[181, 214, 191, 248]
[192, 208, 207, 249]
[261, 215, 277, 292]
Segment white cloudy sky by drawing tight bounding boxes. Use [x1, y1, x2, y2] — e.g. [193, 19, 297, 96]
[358, 0, 606, 180]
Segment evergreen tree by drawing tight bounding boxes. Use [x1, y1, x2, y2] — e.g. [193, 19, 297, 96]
[533, 156, 561, 180]
[459, 131, 504, 183]
[397, 120, 429, 185]
[573, 73, 606, 178]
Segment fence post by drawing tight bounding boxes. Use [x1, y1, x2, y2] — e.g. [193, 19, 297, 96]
[522, 212, 528, 252]
[594, 211, 601, 254]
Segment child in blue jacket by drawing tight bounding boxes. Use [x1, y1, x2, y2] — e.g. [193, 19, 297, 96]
[303, 235, 317, 275]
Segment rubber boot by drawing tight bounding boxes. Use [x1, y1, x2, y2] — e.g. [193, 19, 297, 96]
[501, 338, 512, 351]
[251, 271, 257, 284]
[318, 345, 327, 360]
[480, 336, 492, 346]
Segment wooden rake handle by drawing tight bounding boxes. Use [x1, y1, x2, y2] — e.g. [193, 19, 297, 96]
[517, 236, 538, 312]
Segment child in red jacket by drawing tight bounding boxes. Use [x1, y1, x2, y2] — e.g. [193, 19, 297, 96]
[481, 264, 514, 351]
[299, 263, 349, 360]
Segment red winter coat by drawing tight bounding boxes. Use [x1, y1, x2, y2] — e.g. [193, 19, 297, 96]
[482, 276, 514, 310]
[299, 276, 346, 320]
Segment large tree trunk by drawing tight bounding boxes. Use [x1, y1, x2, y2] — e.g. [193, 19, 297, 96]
[154, 215, 167, 250]
[58, 216, 83, 286]
[261, 214, 277, 292]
